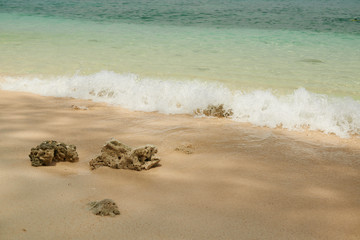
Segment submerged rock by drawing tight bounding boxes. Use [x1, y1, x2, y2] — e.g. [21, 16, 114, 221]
[300, 58, 324, 64]
[89, 139, 160, 171]
[29, 140, 79, 167]
[88, 199, 120, 217]
[195, 104, 233, 118]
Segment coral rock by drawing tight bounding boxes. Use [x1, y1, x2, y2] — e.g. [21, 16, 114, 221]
[29, 140, 79, 167]
[88, 199, 120, 217]
[195, 104, 233, 118]
[89, 139, 160, 171]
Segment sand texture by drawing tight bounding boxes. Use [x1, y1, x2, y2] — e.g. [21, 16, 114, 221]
[0, 90, 359, 240]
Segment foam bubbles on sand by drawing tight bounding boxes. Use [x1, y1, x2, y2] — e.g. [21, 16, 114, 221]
[1, 71, 359, 138]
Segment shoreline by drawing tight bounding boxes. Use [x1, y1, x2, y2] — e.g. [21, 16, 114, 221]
[1, 89, 359, 240]
[1, 72, 360, 138]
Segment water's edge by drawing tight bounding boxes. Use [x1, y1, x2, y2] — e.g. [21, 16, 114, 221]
[1, 71, 359, 138]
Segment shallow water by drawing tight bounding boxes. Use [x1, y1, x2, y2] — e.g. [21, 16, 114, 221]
[0, 0, 359, 137]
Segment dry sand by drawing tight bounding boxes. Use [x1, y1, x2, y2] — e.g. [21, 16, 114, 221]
[0, 89, 359, 240]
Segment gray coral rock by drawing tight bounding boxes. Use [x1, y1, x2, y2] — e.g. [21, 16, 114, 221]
[89, 139, 160, 171]
[88, 199, 120, 217]
[29, 140, 79, 167]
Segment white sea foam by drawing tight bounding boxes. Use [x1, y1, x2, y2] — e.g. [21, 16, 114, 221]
[1, 71, 359, 138]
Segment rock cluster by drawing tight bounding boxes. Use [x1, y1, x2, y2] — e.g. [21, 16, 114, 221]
[29, 140, 79, 167]
[88, 199, 120, 217]
[195, 104, 233, 118]
[89, 139, 160, 171]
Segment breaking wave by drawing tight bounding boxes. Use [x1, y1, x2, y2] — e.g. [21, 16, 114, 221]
[1, 71, 359, 138]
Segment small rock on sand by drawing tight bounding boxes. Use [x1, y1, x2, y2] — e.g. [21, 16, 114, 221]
[71, 105, 88, 110]
[88, 199, 120, 217]
[29, 140, 79, 167]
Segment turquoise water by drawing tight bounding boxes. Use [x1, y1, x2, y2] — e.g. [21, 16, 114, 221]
[1, 0, 359, 33]
[0, 0, 360, 137]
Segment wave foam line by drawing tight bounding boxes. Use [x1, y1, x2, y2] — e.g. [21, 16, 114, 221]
[1, 71, 359, 138]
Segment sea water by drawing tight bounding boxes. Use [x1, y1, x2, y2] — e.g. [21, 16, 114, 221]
[0, 0, 359, 137]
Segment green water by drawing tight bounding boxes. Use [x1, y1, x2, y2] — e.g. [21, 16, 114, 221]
[1, 0, 360, 137]
[1, 11, 359, 98]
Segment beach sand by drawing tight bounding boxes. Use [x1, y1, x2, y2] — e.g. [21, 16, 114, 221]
[0, 89, 359, 240]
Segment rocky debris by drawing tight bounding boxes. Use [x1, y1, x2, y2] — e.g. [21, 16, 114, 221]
[89, 139, 160, 171]
[71, 105, 88, 110]
[88, 199, 120, 217]
[195, 104, 233, 118]
[175, 143, 195, 154]
[89, 89, 115, 97]
[29, 140, 79, 167]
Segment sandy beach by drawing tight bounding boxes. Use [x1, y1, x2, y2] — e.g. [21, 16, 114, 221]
[0, 89, 359, 240]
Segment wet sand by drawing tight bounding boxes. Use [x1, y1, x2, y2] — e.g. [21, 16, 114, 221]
[0, 89, 359, 240]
